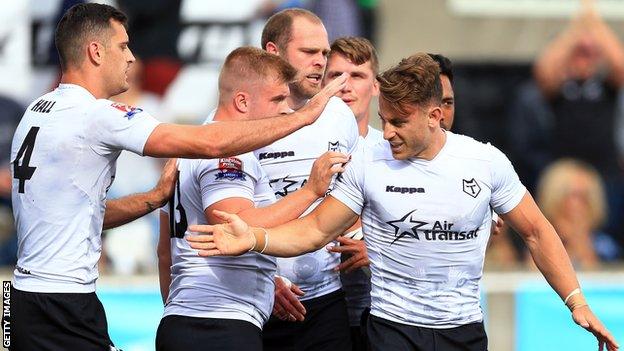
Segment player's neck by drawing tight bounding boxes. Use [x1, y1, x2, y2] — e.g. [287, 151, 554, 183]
[357, 112, 370, 137]
[213, 105, 242, 122]
[415, 128, 447, 161]
[60, 70, 109, 99]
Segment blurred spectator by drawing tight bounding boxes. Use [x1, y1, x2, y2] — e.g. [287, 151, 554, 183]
[118, 0, 183, 96]
[512, 0, 624, 247]
[308, 0, 363, 41]
[102, 60, 165, 275]
[0, 96, 24, 266]
[533, 159, 621, 269]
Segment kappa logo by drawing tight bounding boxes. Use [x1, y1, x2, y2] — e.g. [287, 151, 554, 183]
[328, 141, 340, 152]
[258, 151, 295, 160]
[462, 178, 481, 198]
[386, 185, 425, 194]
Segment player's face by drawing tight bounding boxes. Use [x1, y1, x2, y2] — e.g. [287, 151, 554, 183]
[439, 74, 455, 130]
[379, 97, 439, 160]
[248, 78, 292, 119]
[103, 20, 136, 96]
[281, 17, 330, 99]
[324, 54, 379, 122]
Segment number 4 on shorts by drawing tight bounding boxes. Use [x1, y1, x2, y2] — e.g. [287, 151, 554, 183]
[13, 126, 40, 193]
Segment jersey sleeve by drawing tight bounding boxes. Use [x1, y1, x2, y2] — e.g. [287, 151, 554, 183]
[328, 143, 366, 215]
[89, 100, 161, 156]
[489, 144, 526, 214]
[196, 156, 259, 211]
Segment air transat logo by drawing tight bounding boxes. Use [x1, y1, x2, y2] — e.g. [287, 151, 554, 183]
[386, 209, 481, 244]
[269, 175, 301, 197]
[386, 210, 427, 244]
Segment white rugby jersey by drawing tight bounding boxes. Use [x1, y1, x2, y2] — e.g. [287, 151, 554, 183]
[11, 84, 160, 293]
[165, 149, 277, 329]
[255, 97, 359, 300]
[364, 125, 383, 146]
[330, 131, 526, 328]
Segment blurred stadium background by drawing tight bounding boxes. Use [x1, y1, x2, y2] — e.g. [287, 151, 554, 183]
[1, 1, 624, 350]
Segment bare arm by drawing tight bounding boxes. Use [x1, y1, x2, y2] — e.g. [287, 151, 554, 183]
[157, 210, 172, 304]
[501, 192, 579, 299]
[501, 192, 619, 351]
[143, 74, 347, 158]
[206, 151, 348, 227]
[584, 3, 624, 87]
[103, 158, 177, 230]
[187, 195, 359, 258]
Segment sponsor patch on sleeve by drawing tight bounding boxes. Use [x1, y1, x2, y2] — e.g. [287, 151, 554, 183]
[215, 157, 246, 181]
[111, 102, 144, 119]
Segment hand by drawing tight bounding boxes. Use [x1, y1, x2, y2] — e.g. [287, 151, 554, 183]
[490, 217, 505, 236]
[153, 158, 178, 206]
[304, 151, 349, 197]
[272, 276, 306, 322]
[571, 305, 619, 351]
[187, 210, 255, 257]
[328, 236, 370, 273]
[299, 73, 347, 125]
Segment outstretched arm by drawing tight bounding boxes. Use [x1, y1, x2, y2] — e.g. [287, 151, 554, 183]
[143, 74, 347, 158]
[187, 195, 359, 258]
[103, 158, 177, 229]
[501, 192, 619, 351]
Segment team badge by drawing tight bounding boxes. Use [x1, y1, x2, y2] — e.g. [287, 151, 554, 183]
[111, 102, 143, 119]
[328, 141, 340, 152]
[215, 157, 246, 181]
[462, 178, 481, 198]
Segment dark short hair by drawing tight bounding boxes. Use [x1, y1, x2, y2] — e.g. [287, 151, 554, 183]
[261, 8, 322, 51]
[427, 53, 453, 83]
[377, 53, 442, 115]
[330, 37, 379, 74]
[219, 46, 297, 92]
[55, 3, 127, 71]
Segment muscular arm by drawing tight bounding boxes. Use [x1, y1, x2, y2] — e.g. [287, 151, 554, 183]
[501, 192, 580, 300]
[157, 211, 172, 304]
[206, 188, 319, 228]
[103, 158, 177, 230]
[502, 191, 619, 350]
[254, 196, 359, 257]
[143, 74, 347, 158]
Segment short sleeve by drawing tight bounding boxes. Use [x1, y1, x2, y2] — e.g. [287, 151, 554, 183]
[196, 156, 259, 210]
[329, 143, 366, 215]
[489, 145, 526, 214]
[89, 100, 161, 155]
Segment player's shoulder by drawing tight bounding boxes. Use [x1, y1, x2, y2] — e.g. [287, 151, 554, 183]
[89, 99, 150, 121]
[193, 152, 262, 177]
[323, 97, 355, 118]
[445, 131, 500, 162]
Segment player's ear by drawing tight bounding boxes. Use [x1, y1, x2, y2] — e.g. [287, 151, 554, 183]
[87, 41, 104, 66]
[265, 42, 280, 55]
[372, 76, 380, 97]
[428, 106, 443, 128]
[233, 92, 250, 113]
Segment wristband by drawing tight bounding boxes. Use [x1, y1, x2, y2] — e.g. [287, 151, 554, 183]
[247, 229, 258, 252]
[258, 228, 269, 254]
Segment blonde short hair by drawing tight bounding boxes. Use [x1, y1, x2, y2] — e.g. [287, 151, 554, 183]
[537, 158, 606, 229]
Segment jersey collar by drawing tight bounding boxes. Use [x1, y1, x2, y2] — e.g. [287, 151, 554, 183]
[57, 84, 97, 101]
